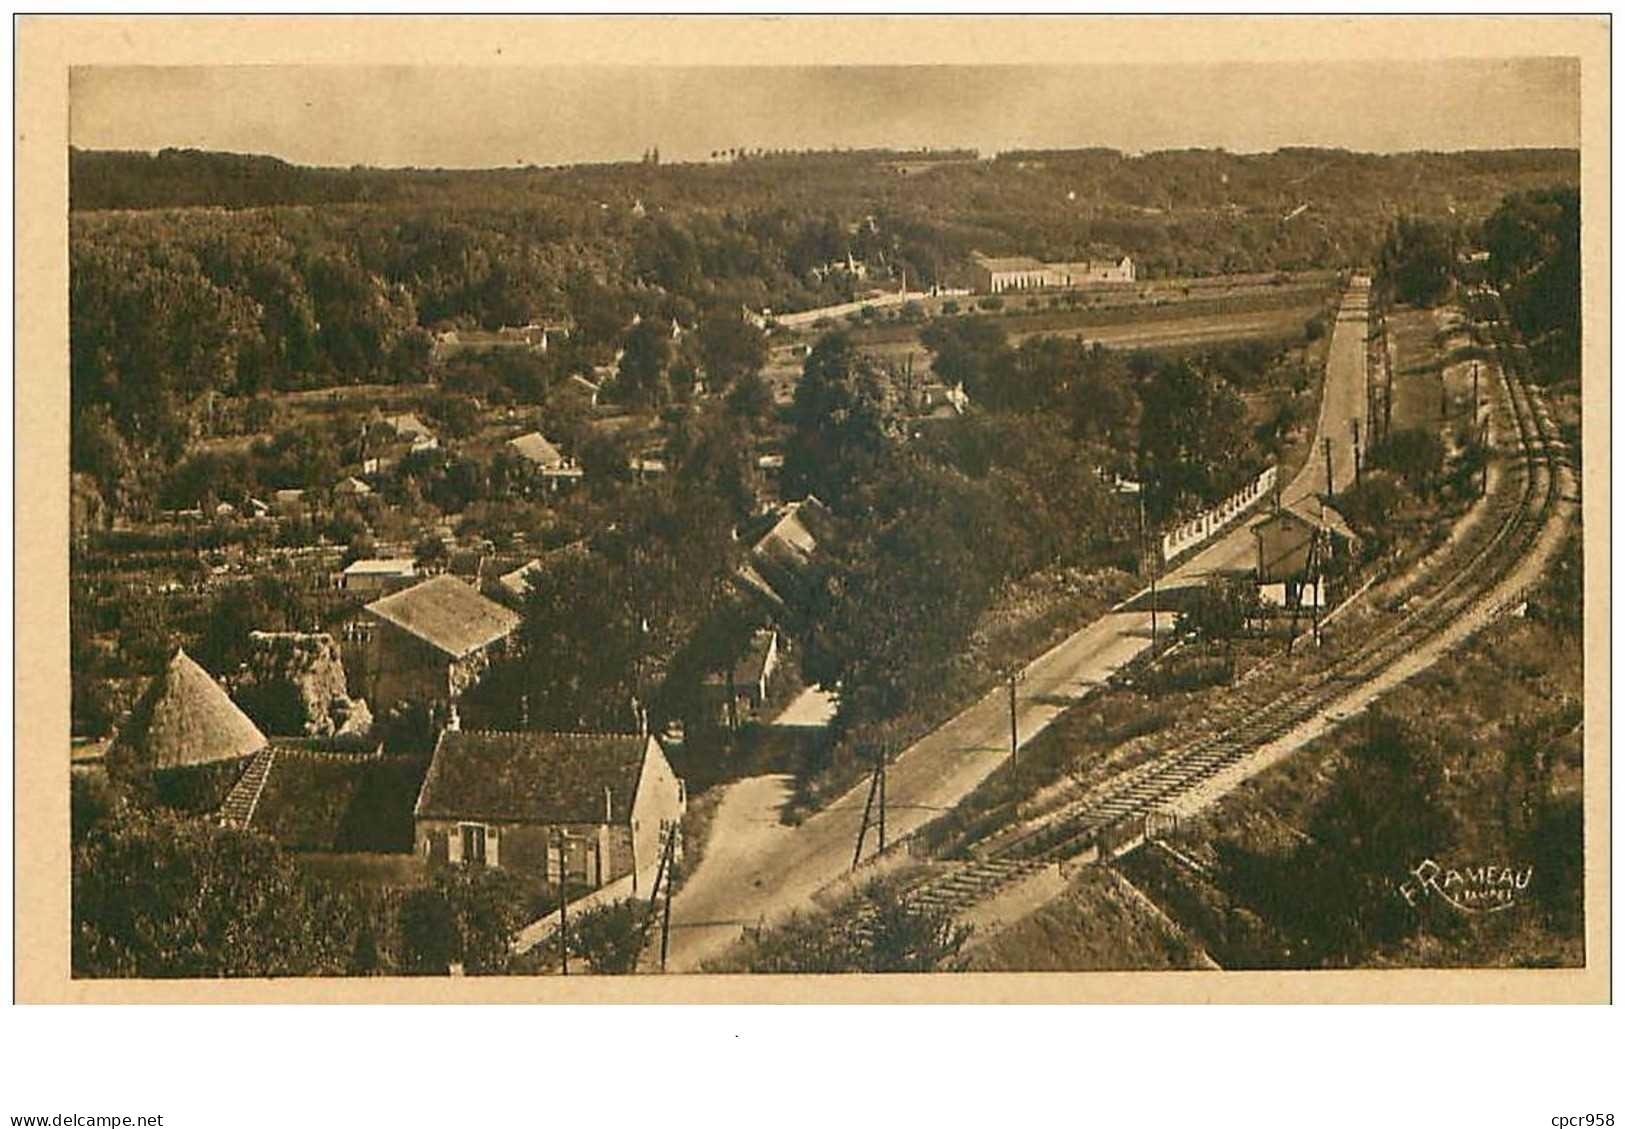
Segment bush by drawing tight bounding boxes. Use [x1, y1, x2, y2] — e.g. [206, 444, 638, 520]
[399, 866, 530, 975]
[976, 295, 1005, 312]
[565, 898, 648, 974]
[741, 880, 972, 973]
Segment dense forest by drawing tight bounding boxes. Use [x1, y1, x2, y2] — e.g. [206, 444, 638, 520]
[69, 145, 1576, 474]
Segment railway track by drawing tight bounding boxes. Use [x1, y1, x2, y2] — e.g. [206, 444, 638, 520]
[979, 299, 1568, 868]
[893, 299, 1569, 918]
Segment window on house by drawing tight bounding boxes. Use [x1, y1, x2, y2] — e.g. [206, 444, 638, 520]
[460, 824, 487, 866]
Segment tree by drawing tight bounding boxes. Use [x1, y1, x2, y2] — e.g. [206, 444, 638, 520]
[612, 319, 672, 409]
[564, 898, 647, 974]
[920, 316, 1011, 403]
[1379, 215, 1456, 308]
[73, 813, 362, 977]
[193, 574, 321, 675]
[1184, 575, 1259, 645]
[696, 306, 767, 391]
[428, 392, 482, 439]
[744, 881, 972, 973]
[782, 332, 892, 510]
[804, 459, 1001, 726]
[669, 410, 763, 521]
[413, 533, 451, 573]
[1370, 427, 1445, 498]
[398, 867, 530, 975]
[1484, 186, 1580, 381]
[1137, 358, 1257, 521]
[578, 431, 632, 491]
[725, 371, 774, 424]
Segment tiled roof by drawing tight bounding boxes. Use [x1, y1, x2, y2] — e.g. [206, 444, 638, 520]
[736, 497, 833, 614]
[382, 413, 433, 439]
[973, 253, 1045, 272]
[735, 631, 777, 686]
[363, 575, 520, 658]
[508, 431, 566, 468]
[415, 730, 655, 825]
[497, 559, 543, 600]
[343, 557, 418, 577]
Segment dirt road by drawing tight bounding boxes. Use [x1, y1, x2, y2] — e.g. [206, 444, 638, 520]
[663, 278, 1370, 972]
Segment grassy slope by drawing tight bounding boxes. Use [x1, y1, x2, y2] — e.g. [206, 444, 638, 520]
[965, 866, 1208, 972]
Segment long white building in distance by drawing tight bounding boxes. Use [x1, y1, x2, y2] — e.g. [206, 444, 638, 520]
[970, 252, 1135, 294]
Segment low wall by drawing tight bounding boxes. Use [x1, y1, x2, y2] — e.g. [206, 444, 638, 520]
[1160, 466, 1277, 563]
[770, 289, 930, 329]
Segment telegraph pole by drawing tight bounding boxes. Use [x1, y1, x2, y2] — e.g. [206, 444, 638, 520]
[1383, 343, 1394, 440]
[852, 752, 883, 871]
[1323, 437, 1334, 499]
[638, 822, 677, 966]
[1350, 418, 1362, 488]
[659, 830, 676, 972]
[1150, 565, 1159, 654]
[1006, 668, 1024, 762]
[877, 750, 887, 853]
[556, 834, 569, 975]
[1138, 490, 1160, 653]
[1310, 531, 1324, 647]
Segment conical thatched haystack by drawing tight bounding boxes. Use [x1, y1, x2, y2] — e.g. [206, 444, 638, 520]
[114, 648, 268, 771]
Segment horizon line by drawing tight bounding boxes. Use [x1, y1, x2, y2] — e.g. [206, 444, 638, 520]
[70, 141, 1583, 177]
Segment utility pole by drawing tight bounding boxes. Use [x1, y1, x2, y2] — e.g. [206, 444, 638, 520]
[852, 751, 884, 871]
[637, 822, 677, 967]
[556, 833, 569, 975]
[1138, 490, 1160, 654]
[1350, 418, 1362, 488]
[877, 749, 887, 853]
[659, 829, 676, 972]
[1305, 526, 1324, 648]
[1006, 668, 1025, 762]
[1323, 436, 1334, 499]
[1471, 362, 1480, 425]
[1384, 343, 1394, 440]
[1150, 565, 1160, 654]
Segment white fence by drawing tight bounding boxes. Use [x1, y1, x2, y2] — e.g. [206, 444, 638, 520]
[1160, 466, 1278, 563]
[769, 289, 931, 329]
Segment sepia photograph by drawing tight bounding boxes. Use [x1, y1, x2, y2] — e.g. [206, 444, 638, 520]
[13, 14, 1608, 1004]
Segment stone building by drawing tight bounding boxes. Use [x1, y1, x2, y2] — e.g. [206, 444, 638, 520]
[413, 729, 687, 895]
[342, 576, 520, 714]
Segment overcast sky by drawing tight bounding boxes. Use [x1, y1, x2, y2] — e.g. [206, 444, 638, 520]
[70, 59, 1579, 169]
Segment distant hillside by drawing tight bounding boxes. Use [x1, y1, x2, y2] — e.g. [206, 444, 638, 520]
[70, 144, 1578, 218]
[68, 142, 1579, 501]
[70, 148, 405, 210]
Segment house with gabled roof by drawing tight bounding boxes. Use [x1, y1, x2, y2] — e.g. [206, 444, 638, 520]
[342, 575, 521, 713]
[507, 430, 566, 470]
[414, 729, 686, 895]
[735, 496, 835, 622]
[339, 557, 419, 594]
[377, 412, 436, 444]
[560, 373, 602, 408]
[334, 475, 373, 499]
[506, 430, 583, 492]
